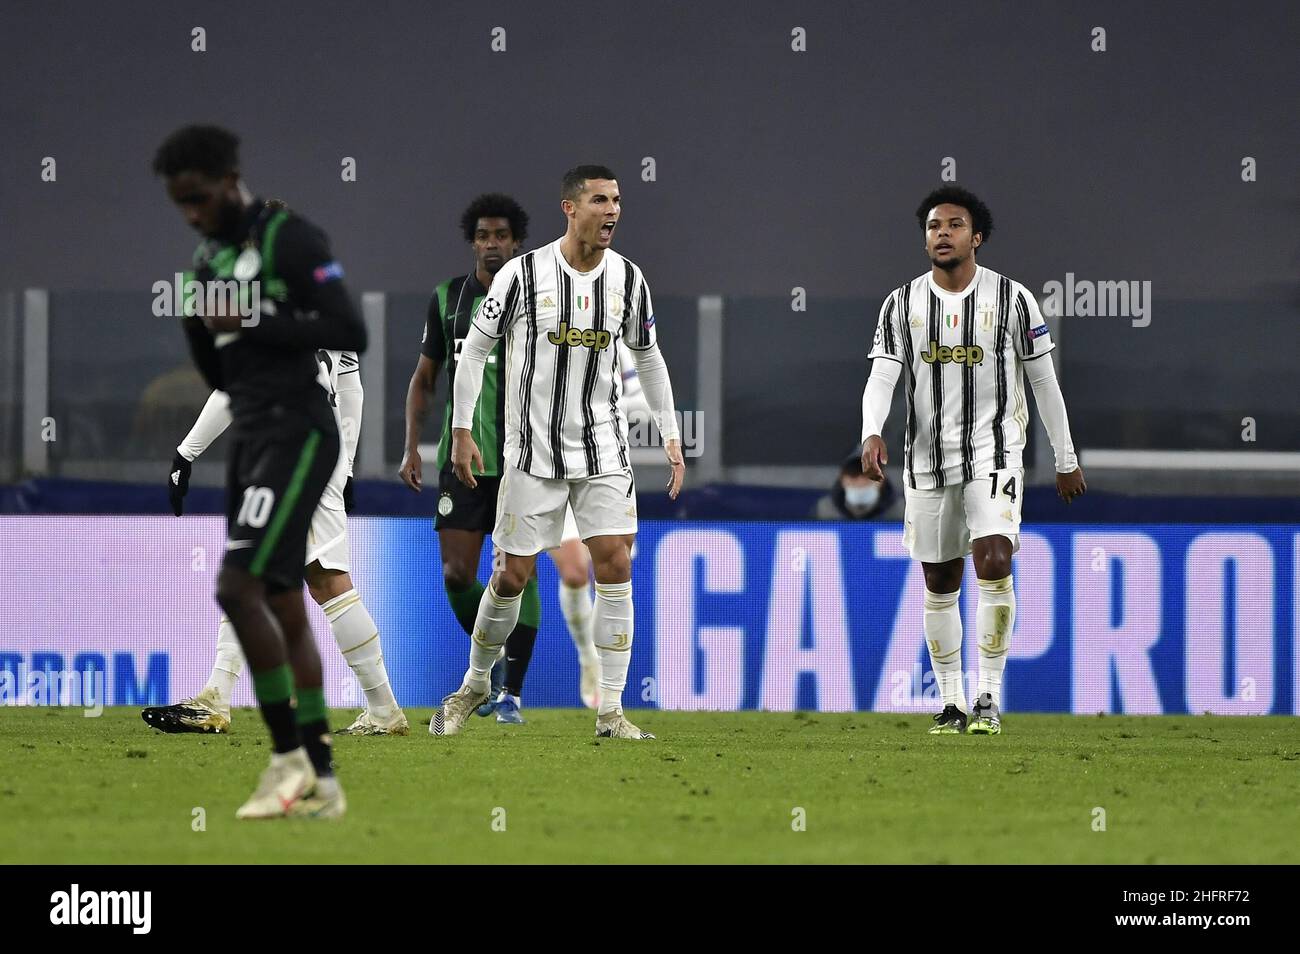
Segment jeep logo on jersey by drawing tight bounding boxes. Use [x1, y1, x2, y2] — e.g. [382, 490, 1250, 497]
[547, 320, 612, 350]
[921, 341, 985, 366]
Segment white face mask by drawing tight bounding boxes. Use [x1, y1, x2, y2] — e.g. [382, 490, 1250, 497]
[844, 484, 881, 512]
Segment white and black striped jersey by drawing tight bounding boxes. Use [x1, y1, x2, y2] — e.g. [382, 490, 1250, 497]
[315, 349, 359, 399]
[473, 239, 657, 479]
[868, 265, 1054, 489]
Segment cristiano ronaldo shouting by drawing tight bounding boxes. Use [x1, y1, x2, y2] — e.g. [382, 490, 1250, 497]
[433, 165, 684, 740]
[861, 186, 1085, 736]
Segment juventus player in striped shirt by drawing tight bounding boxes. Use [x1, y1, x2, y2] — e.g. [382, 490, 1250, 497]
[433, 165, 685, 740]
[861, 187, 1085, 735]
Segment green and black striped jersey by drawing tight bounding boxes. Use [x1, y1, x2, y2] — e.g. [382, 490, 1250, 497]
[421, 271, 506, 476]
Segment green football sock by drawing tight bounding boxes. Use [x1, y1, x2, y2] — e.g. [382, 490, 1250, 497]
[295, 686, 327, 725]
[250, 664, 297, 754]
[294, 686, 333, 777]
[445, 577, 486, 636]
[252, 664, 293, 705]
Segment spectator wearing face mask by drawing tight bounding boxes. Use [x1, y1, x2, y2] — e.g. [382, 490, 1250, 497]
[814, 445, 901, 520]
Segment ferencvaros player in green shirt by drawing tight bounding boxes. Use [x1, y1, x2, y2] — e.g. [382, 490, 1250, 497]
[399, 195, 543, 722]
[156, 125, 367, 819]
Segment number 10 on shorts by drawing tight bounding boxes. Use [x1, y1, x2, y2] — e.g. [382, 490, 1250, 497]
[236, 486, 275, 528]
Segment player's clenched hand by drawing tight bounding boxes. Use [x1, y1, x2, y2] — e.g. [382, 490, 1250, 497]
[167, 451, 192, 517]
[1057, 466, 1086, 504]
[861, 435, 888, 481]
[665, 438, 685, 500]
[398, 448, 423, 492]
[450, 428, 483, 489]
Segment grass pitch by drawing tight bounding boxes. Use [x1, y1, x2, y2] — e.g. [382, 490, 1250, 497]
[2, 707, 1297, 864]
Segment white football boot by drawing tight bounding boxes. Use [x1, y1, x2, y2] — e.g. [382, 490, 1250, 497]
[430, 684, 490, 736]
[291, 776, 347, 819]
[595, 709, 655, 740]
[235, 748, 316, 820]
[336, 708, 410, 736]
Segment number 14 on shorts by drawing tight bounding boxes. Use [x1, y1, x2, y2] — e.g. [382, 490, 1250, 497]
[989, 471, 1017, 503]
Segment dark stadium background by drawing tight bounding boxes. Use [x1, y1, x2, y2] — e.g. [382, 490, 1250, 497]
[0, 0, 1295, 510]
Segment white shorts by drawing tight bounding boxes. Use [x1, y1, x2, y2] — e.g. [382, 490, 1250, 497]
[561, 504, 580, 543]
[306, 503, 350, 572]
[902, 467, 1023, 563]
[494, 465, 637, 556]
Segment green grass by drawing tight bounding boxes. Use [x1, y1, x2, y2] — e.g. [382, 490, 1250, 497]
[2, 708, 1298, 864]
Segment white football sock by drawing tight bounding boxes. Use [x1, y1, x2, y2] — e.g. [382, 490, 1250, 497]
[465, 583, 521, 693]
[559, 580, 598, 666]
[322, 589, 399, 719]
[923, 589, 965, 711]
[592, 581, 634, 716]
[203, 615, 243, 706]
[976, 575, 1015, 708]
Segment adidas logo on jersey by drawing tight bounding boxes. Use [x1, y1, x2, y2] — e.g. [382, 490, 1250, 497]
[921, 341, 985, 367]
[547, 320, 612, 351]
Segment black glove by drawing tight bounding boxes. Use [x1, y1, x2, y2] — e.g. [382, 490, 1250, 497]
[343, 475, 355, 514]
[168, 452, 192, 517]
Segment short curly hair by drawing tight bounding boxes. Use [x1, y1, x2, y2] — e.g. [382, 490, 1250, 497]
[915, 186, 994, 245]
[152, 125, 240, 179]
[460, 193, 528, 244]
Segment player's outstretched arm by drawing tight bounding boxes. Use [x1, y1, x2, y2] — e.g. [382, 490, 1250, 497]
[1023, 353, 1085, 503]
[169, 389, 233, 516]
[335, 365, 363, 511]
[399, 355, 438, 492]
[177, 389, 233, 463]
[334, 365, 363, 475]
[628, 343, 684, 499]
[860, 358, 901, 480]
